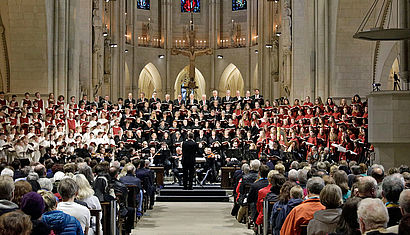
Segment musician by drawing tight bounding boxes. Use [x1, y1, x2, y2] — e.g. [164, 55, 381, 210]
[199, 94, 209, 109]
[185, 93, 198, 108]
[124, 93, 136, 109]
[204, 147, 217, 183]
[174, 94, 184, 108]
[222, 90, 233, 105]
[251, 89, 263, 106]
[209, 90, 222, 104]
[171, 147, 183, 185]
[149, 91, 161, 109]
[182, 132, 199, 190]
[265, 140, 284, 163]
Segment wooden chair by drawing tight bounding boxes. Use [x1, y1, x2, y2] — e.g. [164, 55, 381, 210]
[89, 209, 101, 235]
[126, 185, 138, 226]
[100, 201, 115, 235]
[263, 201, 280, 235]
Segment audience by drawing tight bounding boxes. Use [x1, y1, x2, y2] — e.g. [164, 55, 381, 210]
[382, 174, 405, 227]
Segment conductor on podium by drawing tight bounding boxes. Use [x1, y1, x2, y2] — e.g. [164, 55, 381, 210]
[182, 132, 199, 190]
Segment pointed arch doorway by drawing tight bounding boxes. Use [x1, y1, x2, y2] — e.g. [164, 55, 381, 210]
[138, 63, 162, 98]
[174, 66, 206, 100]
[219, 63, 245, 97]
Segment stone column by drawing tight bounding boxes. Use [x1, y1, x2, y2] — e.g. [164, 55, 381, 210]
[92, 0, 104, 98]
[314, 0, 329, 99]
[400, 0, 409, 90]
[53, 0, 68, 97]
[165, 0, 173, 96]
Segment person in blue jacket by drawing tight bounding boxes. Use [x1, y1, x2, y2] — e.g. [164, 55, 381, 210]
[38, 190, 84, 235]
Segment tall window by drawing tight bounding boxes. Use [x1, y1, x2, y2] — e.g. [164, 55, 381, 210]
[137, 0, 150, 10]
[181, 0, 200, 13]
[232, 0, 247, 11]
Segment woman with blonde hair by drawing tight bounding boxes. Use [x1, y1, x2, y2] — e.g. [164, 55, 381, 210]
[73, 174, 102, 235]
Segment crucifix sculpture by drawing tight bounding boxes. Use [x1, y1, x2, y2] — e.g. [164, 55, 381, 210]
[171, 12, 213, 93]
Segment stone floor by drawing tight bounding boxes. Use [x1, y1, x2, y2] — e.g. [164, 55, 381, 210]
[131, 202, 254, 235]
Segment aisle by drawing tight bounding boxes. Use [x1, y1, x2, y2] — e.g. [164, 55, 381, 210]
[132, 202, 253, 235]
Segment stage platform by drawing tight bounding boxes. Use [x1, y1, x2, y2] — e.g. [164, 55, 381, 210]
[156, 183, 230, 202]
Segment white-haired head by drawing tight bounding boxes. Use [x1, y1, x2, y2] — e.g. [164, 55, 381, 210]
[357, 198, 389, 233]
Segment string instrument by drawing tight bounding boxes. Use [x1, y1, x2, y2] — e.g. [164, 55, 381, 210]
[206, 152, 215, 159]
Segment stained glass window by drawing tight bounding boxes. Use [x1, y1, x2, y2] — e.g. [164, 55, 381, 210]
[181, 0, 200, 13]
[232, 0, 247, 11]
[137, 0, 150, 10]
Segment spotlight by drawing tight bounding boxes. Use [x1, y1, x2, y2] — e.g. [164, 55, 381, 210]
[276, 32, 282, 37]
[265, 44, 273, 49]
[255, 50, 259, 54]
[158, 55, 165, 59]
[103, 32, 108, 37]
[109, 44, 118, 48]
[124, 49, 129, 53]
[217, 55, 223, 59]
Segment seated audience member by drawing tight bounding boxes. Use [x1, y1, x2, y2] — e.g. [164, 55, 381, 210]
[0, 211, 32, 235]
[135, 160, 155, 210]
[34, 164, 53, 191]
[382, 173, 405, 227]
[120, 163, 143, 215]
[308, 184, 343, 235]
[281, 177, 326, 235]
[255, 174, 287, 226]
[0, 175, 18, 216]
[272, 185, 304, 235]
[357, 198, 396, 235]
[73, 174, 103, 235]
[386, 189, 410, 234]
[356, 176, 378, 199]
[20, 192, 51, 235]
[235, 164, 251, 222]
[57, 178, 90, 234]
[333, 170, 351, 202]
[247, 164, 270, 222]
[12, 180, 32, 207]
[39, 190, 84, 235]
[330, 197, 362, 235]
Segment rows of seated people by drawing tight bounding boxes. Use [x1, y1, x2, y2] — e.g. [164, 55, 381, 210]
[231, 159, 410, 235]
[0, 158, 154, 235]
[0, 89, 368, 179]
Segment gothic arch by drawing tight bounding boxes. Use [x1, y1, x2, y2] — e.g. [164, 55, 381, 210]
[175, 66, 206, 99]
[138, 63, 162, 98]
[378, 42, 400, 90]
[219, 63, 244, 97]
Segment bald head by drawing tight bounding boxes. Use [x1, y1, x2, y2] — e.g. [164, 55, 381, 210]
[399, 189, 410, 215]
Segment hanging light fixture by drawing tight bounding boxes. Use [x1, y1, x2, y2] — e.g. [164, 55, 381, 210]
[353, 0, 410, 41]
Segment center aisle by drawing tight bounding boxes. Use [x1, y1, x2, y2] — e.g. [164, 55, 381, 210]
[132, 202, 254, 235]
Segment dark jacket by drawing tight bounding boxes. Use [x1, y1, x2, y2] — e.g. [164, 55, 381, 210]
[307, 208, 342, 235]
[182, 140, 199, 167]
[120, 174, 142, 189]
[135, 168, 155, 194]
[274, 198, 303, 234]
[386, 206, 402, 227]
[248, 179, 269, 204]
[31, 219, 51, 235]
[239, 170, 259, 196]
[0, 200, 18, 216]
[41, 210, 84, 235]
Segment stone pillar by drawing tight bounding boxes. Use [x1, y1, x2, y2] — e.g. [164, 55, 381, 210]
[54, 0, 68, 97]
[165, 0, 173, 96]
[400, 0, 409, 90]
[368, 91, 410, 169]
[92, 0, 104, 98]
[314, 0, 329, 99]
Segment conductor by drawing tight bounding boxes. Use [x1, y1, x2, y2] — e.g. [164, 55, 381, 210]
[182, 132, 199, 190]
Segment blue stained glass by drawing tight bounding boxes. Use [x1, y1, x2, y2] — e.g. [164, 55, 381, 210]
[137, 0, 150, 10]
[181, 0, 200, 13]
[232, 0, 247, 11]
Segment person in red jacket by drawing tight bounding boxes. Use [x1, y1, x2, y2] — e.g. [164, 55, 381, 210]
[280, 177, 326, 235]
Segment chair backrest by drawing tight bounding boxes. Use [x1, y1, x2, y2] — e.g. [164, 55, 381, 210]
[100, 201, 117, 235]
[300, 224, 308, 235]
[126, 185, 138, 208]
[89, 209, 101, 235]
